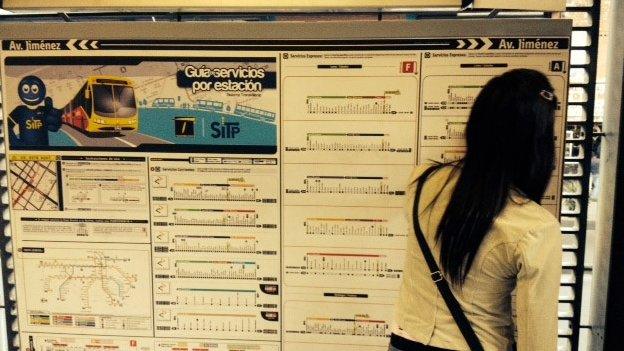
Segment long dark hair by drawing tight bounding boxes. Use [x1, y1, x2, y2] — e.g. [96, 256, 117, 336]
[421, 69, 558, 285]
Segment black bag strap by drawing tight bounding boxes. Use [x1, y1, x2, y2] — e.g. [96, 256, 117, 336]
[412, 166, 485, 351]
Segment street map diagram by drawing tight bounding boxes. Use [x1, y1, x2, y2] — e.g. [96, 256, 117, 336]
[9, 160, 59, 211]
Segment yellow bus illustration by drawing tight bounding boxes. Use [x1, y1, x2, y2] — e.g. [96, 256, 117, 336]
[62, 76, 138, 133]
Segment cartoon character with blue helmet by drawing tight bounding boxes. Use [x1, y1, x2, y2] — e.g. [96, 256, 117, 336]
[8, 75, 62, 147]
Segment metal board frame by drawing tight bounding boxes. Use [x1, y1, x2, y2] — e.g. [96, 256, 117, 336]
[0, 19, 572, 39]
[1, 0, 566, 11]
[0, 18, 572, 351]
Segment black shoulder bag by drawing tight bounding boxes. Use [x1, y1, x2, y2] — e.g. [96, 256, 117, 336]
[412, 166, 485, 351]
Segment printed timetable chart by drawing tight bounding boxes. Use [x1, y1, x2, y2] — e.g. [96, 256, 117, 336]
[148, 156, 280, 340]
[281, 206, 408, 250]
[0, 21, 571, 351]
[282, 285, 397, 350]
[419, 54, 568, 214]
[280, 54, 419, 350]
[281, 47, 569, 350]
[154, 339, 280, 351]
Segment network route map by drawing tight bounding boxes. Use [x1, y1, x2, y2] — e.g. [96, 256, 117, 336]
[9, 158, 60, 211]
[39, 251, 137, 311]
[0, 21, 571, 351]
[18, 243, 153, 335]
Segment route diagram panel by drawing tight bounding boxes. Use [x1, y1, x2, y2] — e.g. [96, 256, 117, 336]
[149, 156, 280, 340]
[15, 242, 153, 336]
[0, 21, 570, 351]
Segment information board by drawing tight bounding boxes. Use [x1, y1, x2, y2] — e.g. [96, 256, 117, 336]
[0, 20, 571, 351]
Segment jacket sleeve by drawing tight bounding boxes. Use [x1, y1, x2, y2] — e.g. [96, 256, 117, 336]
[44, 97, 62, 132]
[514, 220, 562, 351]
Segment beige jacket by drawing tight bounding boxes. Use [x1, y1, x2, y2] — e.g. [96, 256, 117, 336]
[394, 164, 562, 351]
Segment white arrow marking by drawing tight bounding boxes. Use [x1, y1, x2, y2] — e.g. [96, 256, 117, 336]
[66, 39, 77, 50]
[456, 39, 466, 49]
[79, 40, 89, 50]
[481, 38, 493, 50]
[468, 38, 479, 50]
[90, 40, 99, 49]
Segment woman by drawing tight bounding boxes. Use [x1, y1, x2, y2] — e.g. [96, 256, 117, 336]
[391, 69, 562, 351]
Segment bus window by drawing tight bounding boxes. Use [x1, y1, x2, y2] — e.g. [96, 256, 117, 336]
[113, 85, 137, 118]
[93, 84, 115, 116]
[93, 84, 136, 118]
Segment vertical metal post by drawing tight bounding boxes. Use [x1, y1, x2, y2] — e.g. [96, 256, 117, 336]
[589, 0, 624, 348]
